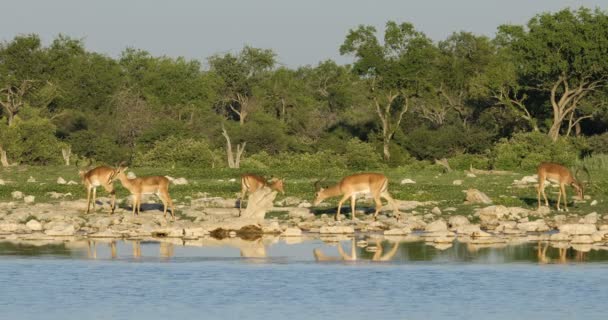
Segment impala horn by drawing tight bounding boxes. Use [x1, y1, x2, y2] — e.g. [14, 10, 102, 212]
[313, 178, 326, 191]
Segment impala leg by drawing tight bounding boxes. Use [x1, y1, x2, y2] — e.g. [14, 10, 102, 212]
[541, 182, 549, 208]
[103, 184, 116, 215]
[138, 195, 142, 215]
[336, 194, 350, 221]
[372, 194, 383, 220]
[556, 184, 562, 211]
[92, 187, 97, 212]
[132, 195, 138, 216]
[537, 181, 542, 209]
[350, 195, 357, 220]
[86, 187, 92, 214]
[561, 184, 568, 212]
[381, 191, 400, 220]
[238, 190, 247, 217]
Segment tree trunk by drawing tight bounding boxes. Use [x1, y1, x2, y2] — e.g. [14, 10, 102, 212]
[221, 123, 246, 169]
[383, 138, 390, 162]
[62, 147, 71, 166]
[0, 146, 9, 167]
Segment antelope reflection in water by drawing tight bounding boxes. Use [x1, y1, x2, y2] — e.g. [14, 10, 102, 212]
[313, 238, 399, 262]
[536, 241, 588, 264]
[87, 240, 118, 259]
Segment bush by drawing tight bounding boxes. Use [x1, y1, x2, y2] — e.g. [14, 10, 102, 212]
[0, 117, 62, 165]
[242, 151, 347, 174]
[68, 130, 129, 164]
[403, 124, 494, 160]
[134, 136, 219, 167]
[492, 132, 581, 171]
[587, 133, 608, 154]
[448, 154, 491, 171]
[343, 138, 384, 170]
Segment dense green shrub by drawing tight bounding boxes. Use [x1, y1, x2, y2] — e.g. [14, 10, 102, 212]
[68, 130, 129, 164]
[134, 136, 219, 167]
[0, 117, 62, 165]
[587, 133, 608, 154]
[242, 151, 347, 174]
[403, 125, 494, 160]
[343, 138, 383, 170]
[492, 132, 580, 171]
[448, 154, 491, 170]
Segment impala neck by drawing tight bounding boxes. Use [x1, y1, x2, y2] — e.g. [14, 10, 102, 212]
[320, 184, 342, 200]
[116, 172, 137, 192]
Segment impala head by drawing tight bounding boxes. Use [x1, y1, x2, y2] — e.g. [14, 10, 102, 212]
[313, 178, 327, 205]
[107, 161, 128, 184]
[572, 180, 584, 200]
[269, 177, 285, 195]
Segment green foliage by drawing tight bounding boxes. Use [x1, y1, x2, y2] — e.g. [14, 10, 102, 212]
[242, 151, 347, 174]
[67, 130, 128, 164]
[0, 116, 62, 165]
[587, 133, 608, 154]
[403, 125, 494, 160]
[343, 138, 384, 170]
[492, 132, 580, 171]
[134, 136, 219, 168]
[448, 154, 491, 170]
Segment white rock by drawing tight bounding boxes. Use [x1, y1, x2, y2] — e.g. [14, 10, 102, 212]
[172, 177, 188, 185]
[571, 235, 594, 244]
[591, 231, 608, 243]
[384, 227, 412, 235]
[297, 201, 312, 208]
[319, 226, 354, 234]
[27, 176, 36, 183]
[281, 227, 303, 237]
[26, 219, 43, 231]
[0, 179, 5, 185]
[425, 220, 448, 232]
[581, 212, 598, 224]
[24, 195, 35, 204]
[11, 191, 24, 200]
[558, 224, 597, 235]
[465, 189, 492, 204]
[400, 178, 416, 185]
[456, 224, 481, 236]
[466, 173, 476, 178]
[452, 180, 463, 186]
[228, 178, 236, 182]
[431, 207, 442, 215]
[44, 221, 76, 236]
[57, 177, 67, 185]
[127, 172, 137, 179]
[448, 215, 470, 229]
[433, 236, 455, 243]
[67, 180, 78, 185]
[550, 232, 571, 241]
[517, 220, 550, 232]
[288, 207, 314, 219]
[590, 200, 598, 206]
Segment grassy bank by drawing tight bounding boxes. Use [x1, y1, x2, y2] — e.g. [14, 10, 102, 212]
[0, 165, 605, 219]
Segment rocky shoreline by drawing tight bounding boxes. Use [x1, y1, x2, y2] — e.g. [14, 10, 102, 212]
[1, 194, 607, 251]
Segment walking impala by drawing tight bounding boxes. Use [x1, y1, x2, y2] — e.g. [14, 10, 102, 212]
[79, 165, 117, 214]
[239, 174, 285, 214]
[313, 173, 400, 221]
[109, 164, 175, 220]
[537, 162, 584, 211]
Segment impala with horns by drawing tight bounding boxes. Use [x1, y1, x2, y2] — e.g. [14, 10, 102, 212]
[313, 173, 400, 221]
[239, 174, 285, 214]
[109, 163, 175, 220]
[78, 163, 117, 214]
[537, 162, 585, 211]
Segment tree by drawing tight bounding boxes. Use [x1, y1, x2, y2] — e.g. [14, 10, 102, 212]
[208, 46, 276, 125]
[499, 8, 608, 141]
[340, 21, 436, 161]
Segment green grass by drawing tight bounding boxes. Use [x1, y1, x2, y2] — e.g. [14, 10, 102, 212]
[1, 165, 606, 219]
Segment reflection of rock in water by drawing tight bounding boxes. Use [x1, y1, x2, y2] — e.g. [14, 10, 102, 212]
[209, 225, 263, 240]
[314, 238, 399, 262]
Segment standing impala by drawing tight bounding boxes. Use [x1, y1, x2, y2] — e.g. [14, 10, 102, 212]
[239, 174, 285, 214]
[109, 165, 175, 220]
[537, 162, 584, 211]
[79, 165, 117, 214]
[313, 173, 400, 221]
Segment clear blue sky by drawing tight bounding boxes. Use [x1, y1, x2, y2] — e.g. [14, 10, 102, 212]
[1, 0, 606, 68]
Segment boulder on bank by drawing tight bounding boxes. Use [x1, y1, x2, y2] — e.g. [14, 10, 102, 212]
[465, 189, 492, 204]
[558, 224, 597, 235]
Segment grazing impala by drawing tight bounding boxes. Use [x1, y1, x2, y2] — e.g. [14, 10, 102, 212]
[109, 165, 175, 220]
[79, 165, 117, 214]
[537, 162, 583, 211]
[239, 174, 285, 214]
[313, 173, 400, 221]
